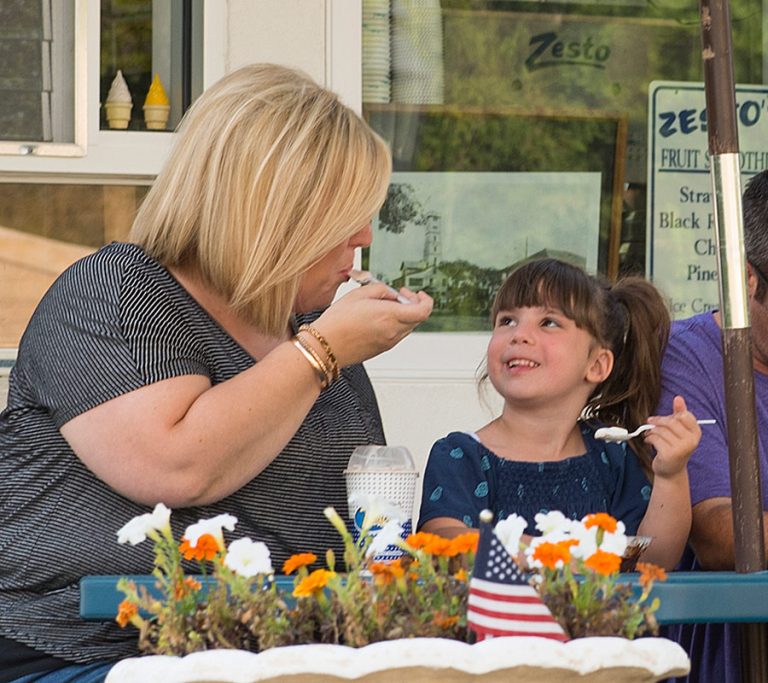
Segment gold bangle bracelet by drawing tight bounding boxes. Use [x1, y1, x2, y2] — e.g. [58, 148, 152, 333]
[298, 324, 339, 381]
[293, 333, 333, 388]
[292, 338, 329, 389]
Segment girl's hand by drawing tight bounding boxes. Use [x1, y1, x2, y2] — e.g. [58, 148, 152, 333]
[312, 283, 433, 367]
[645, 395, 701, 479]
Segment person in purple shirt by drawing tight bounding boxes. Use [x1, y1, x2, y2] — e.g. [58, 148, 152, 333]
[658, 169, 768, 683]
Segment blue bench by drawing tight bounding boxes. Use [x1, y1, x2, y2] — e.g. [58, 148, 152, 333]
[80, 571, 768, 624]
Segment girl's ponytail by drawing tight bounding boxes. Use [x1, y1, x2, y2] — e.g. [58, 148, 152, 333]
[588, 278, 670, 470]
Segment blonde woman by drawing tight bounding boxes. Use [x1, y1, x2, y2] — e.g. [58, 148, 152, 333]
[0, 64, 432, 681]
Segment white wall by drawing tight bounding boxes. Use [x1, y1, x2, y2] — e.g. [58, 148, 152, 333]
[226, 0, 327, 82]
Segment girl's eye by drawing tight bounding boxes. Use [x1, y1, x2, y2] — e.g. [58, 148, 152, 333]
[541, 318, 560, 328]
[497, 315, 516, 327]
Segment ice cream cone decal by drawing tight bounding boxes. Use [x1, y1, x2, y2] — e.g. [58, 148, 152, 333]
[143, 73, 170, 130]
[104, 70, 133, 129]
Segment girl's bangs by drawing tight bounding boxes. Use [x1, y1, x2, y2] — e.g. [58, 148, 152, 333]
[493, 260, 598, 330]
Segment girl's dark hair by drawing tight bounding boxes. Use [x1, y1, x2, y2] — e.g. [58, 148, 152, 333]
[489, 258, 670, 469]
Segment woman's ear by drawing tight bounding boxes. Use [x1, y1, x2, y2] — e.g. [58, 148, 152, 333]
[586, 347, 613, 384]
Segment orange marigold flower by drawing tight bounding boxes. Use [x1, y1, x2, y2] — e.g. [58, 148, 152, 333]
[583, 513, 618, 533]
[116, 599, 138, 628]
[637, 562, 668, 587]
[532, 540, 576, 569]
[405, 532, 440, 550]
[453, 568, 468, 582]
[434, 613, 459, 628]
[292, 568, 336, 598]
[421, 536, 453, 556]
[447, 532, 479, 556]
[584, 549, 622, 576]
[283, 552, 317, 575]
[174, 576, 203, 599]
[370, 560, 405, 585]
[179, 533, 219, 561]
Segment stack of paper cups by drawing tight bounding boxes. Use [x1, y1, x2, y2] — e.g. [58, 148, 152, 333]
[345, 445, 419, 561]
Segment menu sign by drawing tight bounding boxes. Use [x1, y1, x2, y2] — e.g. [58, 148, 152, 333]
[647, 81, 768, 319]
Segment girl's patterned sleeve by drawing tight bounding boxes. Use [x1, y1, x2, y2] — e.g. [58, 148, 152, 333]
[417, 433, 491, 529]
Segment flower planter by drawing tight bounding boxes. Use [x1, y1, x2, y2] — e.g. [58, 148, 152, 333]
[106, 636, 689, 682]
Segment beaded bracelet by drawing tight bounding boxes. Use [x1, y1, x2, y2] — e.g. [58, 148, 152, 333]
[292, 338, 330, 389]
[298, 324, 340, 382]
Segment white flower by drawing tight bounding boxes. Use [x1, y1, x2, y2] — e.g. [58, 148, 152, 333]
[116, 503, 172, 546]
[534, 510, 576, 537]
[184, 513, 238, 548]
[494, 513, 528, 556]
[366, 519, 405, 557]
[348, 493, 405, 530]
[569, 519, 628, 559]
[224, 538, 273, 577]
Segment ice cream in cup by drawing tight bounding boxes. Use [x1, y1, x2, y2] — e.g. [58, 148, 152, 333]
[143, 73, 170, 130]
[104, 70, 133, 129]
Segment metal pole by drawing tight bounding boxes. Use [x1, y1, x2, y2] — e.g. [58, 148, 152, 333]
[698, 0, 767, 680]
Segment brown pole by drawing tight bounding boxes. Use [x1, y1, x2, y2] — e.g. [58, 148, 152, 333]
[698, 0, 767, 680]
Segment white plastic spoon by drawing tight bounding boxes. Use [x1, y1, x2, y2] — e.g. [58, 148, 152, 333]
[349, 269, 412, 304]
[594, 419, 717, 443]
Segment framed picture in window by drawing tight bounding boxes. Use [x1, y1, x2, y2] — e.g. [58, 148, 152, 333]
[363, 105, 628, 335]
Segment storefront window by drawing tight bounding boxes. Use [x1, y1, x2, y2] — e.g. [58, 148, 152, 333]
[100, 0, 204, 132]
[362, 0, 764, 330]
[0, 182, 149, 347]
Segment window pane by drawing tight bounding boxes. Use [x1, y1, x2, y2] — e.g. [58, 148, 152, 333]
[0, 0, 75, 142]
[100, 0, 204, 132]
[0, 183, 149, 347]
[362, 0, 764, 331]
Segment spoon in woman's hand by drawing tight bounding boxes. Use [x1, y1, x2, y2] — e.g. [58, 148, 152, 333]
[595, 419, 717, 443]
[349, 269, 412, 304]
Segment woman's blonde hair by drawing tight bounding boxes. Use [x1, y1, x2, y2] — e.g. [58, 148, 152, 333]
[130, 63, 392, 335]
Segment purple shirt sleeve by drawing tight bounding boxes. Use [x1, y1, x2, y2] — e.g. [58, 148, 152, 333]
[658, 313, 733, 505]
[659, 311, 768, 508]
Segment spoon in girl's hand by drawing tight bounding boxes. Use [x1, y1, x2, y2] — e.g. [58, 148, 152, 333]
[349, 269, 412, 304]
[595, 419, 717, 443]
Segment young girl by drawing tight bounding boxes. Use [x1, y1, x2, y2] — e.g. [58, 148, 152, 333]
[418, 258, 700, 569]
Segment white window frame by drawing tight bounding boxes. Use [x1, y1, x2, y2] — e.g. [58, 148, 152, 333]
[0, 0, 225, 178]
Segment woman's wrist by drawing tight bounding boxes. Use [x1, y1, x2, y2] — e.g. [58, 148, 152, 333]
[290, 324, 340, 390]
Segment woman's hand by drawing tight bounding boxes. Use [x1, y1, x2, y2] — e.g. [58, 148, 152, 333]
[311, 283, 433, 367]
[645, 394, 701, 479]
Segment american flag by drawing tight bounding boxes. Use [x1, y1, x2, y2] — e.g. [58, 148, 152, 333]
[467, 510, 568, 642]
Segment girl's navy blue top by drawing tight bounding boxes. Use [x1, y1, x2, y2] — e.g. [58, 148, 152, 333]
[418, 425, 651, 535]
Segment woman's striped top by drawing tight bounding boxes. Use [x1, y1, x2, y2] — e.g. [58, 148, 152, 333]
[0, 242, 385, 665]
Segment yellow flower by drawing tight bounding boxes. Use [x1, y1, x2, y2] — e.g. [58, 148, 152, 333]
[293, 569, 336, 598]
[453, 568, 468, 582]
[583, 513, 618, 534]
[283, 552, 317, 575]
[116, 599, 138, 628]
[179, 533, 219, 561]
[584, 549, 622, 575]
[637, 562, 667, 587]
